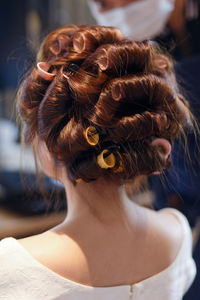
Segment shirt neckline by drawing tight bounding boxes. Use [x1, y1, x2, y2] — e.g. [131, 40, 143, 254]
[4, 208, 187, 290]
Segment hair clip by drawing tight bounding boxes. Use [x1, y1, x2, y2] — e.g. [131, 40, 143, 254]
[37, 62, 55, 81]
[97, 149, 116, 169]
[83, 126, 99, 146]
[63, 63, 79, 79]
[76, 178, 82, 183]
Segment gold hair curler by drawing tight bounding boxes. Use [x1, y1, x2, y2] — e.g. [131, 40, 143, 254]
[76, 178, 83, 183]
[83, 126, 99, 146]
[97, 149, 116, 169]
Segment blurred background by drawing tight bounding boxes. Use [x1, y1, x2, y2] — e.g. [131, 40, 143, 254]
[0, 0, 200, 299]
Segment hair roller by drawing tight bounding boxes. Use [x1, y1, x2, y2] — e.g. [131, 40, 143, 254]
[70, 27, 103, 58]
[83, 126, 99, 146]
[150, 51, 174, 76]
[70, 26, 124, 59]
[49, 33, 71, 56]
[90, 81, 122, 127]
[99, 26, 124, 42]
[97, 48, 109, 71]
[96, 41, 151, 76]
[72, 30, 98, 53]
[37, 62, 56, 81]
[97, 149, 116, 169]
[111, 82, 124, 101]
[153, 56, 168, 70]
[37, 25, 81, 61]
[110, 74, 176, 108]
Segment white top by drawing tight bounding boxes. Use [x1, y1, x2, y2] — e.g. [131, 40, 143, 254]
[0, 208, 196, 300]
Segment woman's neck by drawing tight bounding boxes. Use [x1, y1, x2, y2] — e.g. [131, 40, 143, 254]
[61, 177, 136, 225]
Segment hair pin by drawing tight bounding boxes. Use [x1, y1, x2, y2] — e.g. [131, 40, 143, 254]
[83, 126, 99, 146]
[76, 178, 83, 183]
[97, 149, 116, 169]
[63, 63, 79, 79]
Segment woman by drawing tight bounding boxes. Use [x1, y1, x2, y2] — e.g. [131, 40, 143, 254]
[0, 25, 196, 299]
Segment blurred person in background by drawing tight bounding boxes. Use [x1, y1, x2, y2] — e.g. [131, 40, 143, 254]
[0, 25, 196, 299]
[88, 0, 200, 58]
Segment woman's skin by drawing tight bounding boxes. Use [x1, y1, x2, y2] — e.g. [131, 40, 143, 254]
[19, 140, 183, 287]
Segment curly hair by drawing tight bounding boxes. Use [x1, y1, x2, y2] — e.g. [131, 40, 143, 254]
[17, 25, 192, 183]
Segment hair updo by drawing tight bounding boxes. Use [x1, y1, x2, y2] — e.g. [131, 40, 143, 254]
[17, 25, 192, 184]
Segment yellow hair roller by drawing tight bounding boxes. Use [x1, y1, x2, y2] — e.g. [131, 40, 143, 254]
[97, 149, 116, 169]
[76, 178, 82, 183]
[83, 126, 99, 146]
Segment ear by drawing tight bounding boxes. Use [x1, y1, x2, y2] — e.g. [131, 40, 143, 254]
[150, 138, 171, 175]
[151, 138, 171, 159]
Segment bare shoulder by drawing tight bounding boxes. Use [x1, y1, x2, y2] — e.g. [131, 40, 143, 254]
[18, 231, 65, 264]
[157, 208, 185, 242]
[19, 231, 53, 249]
[146, 208, 185, 265]
[18, 229, 88, 279]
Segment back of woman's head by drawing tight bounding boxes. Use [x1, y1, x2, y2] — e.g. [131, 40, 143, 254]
[17, 25, 192, 184]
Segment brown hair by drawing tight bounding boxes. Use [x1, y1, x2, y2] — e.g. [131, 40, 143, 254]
[17, 25, 192, 184]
